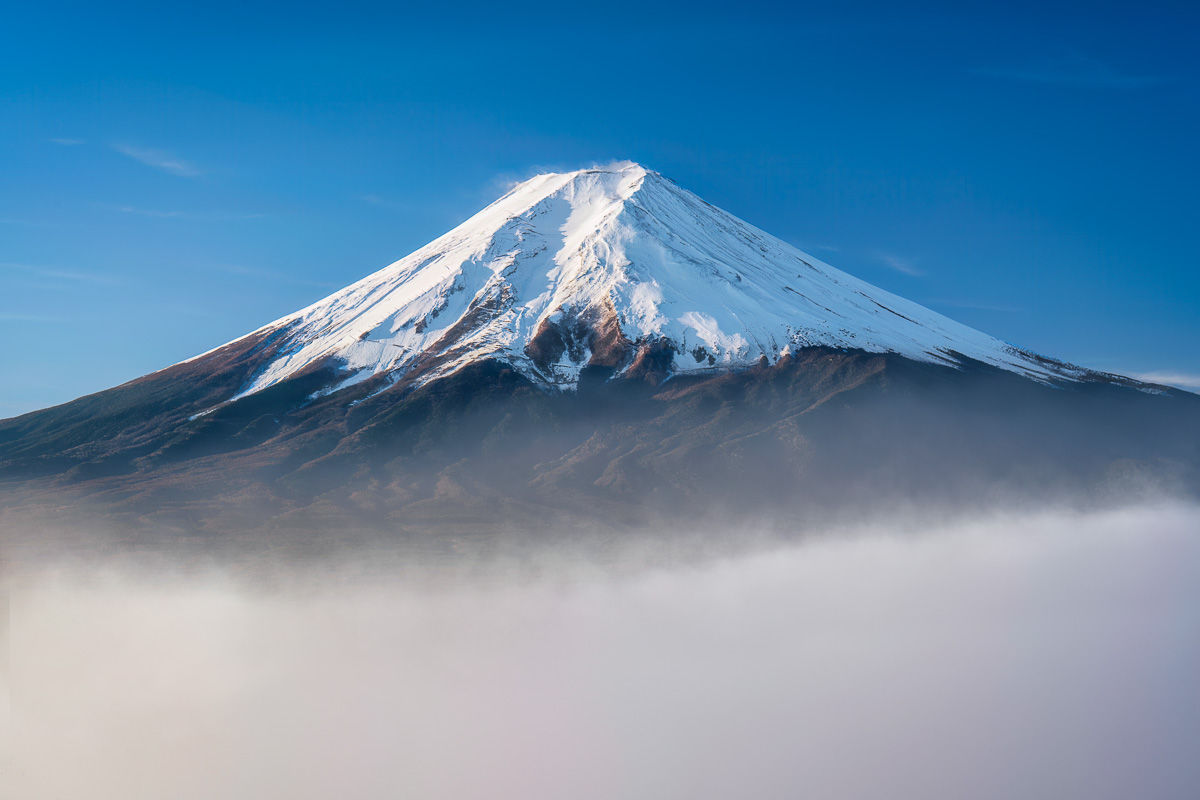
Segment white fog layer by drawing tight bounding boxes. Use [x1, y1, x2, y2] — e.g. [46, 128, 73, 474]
[3, 504, 1199, 799]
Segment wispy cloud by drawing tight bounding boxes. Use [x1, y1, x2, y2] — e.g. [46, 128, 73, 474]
[114, 206, 190, 219]
[975, 51, 1168, 89]
[1, 261, 120, 286]
[112, 144, 202, 177]
[215, 263, 338, 289]
[109, 205, 263, 221]
[0, 217, 56, 227]
[361, 194, 419, 213]
[875, 252, 923, 277]
[1127, 371, 1200, 392]
[0, 311, 61, 322]
[49, 137, 84, 146]
[928, 299, 1023, 314]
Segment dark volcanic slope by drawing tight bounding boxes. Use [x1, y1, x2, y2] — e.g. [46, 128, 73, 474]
[2, 346, 1197, 551]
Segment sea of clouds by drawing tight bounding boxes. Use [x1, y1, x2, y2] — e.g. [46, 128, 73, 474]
[2, 503, 1199, 800]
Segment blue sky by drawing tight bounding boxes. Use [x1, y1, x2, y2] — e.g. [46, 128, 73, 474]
[2, 0, 1197, 416]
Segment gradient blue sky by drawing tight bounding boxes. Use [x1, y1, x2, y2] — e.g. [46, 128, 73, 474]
[2, 0, 1197, 416]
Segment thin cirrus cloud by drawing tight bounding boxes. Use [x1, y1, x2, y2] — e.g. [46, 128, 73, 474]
[110, 206, 264, 221]
[974, 51, 1168, 89]
[929, 299, 1023, 314]
[875, 252, 923, 277]
[216, 263, 339, 289]
[1, 261, 120, 286]
[112, 144, 202, 177]
[361, 194, 429, 214]
[49, 138, 84, 146]
[114, 206, 191, 218]
[0, 312, 61, 322]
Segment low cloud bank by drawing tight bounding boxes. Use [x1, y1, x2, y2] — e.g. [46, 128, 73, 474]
[3, 504, 1200, 800]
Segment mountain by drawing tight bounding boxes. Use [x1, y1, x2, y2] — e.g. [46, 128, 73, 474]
[199, 162, 1086, 407]
[1, 163, 1197, 555]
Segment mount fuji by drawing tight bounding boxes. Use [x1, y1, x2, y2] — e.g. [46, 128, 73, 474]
[1, 163, 1196, 548]
[204, 162, 1087, 407]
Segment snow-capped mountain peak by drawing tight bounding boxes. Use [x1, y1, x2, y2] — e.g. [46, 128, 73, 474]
[213, 162, 1086, 401]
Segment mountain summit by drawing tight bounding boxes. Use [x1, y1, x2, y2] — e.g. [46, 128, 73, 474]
[213, 162, 1086, 405]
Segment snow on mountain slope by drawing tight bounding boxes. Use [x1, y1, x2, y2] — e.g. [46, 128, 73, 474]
[208, 162, 1089, 402]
